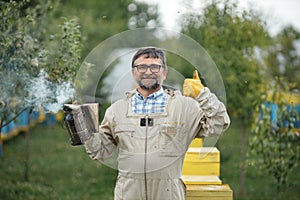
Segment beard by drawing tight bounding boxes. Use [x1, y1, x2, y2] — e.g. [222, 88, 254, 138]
[138, 75, 161, 91]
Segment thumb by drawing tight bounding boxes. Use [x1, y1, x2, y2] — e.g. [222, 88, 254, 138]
[193, 70, 200, 80]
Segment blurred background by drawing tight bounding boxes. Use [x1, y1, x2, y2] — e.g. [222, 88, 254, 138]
[1, 0, 299, 199]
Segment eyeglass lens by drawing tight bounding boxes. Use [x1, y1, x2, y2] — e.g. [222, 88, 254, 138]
[135, 64, 161, 73]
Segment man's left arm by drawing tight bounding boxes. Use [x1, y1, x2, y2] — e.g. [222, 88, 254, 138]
[183, 70, 230, 137]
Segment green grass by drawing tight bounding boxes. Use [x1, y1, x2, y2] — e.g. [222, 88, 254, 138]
[1, 118, 299, 200]
[0, 124, 117, 200]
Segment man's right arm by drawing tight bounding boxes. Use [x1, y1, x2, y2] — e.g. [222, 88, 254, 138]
[84, 108, 118, 162]
[67, 105, 117, 161]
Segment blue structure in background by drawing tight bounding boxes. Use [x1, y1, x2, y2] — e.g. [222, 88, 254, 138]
[295, 104, 300, 128]
[264, 100, 300, 129]
[0, 108, 61, 156]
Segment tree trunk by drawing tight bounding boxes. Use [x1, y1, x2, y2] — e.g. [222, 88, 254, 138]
[276, 184, 280, 200]
[1, 108, 28, 156]
[0, 120, 3, 156]
[24, 109, 31, 182]
[240, 117, 247, 197]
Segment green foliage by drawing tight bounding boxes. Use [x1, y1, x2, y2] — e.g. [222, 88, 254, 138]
[48, 18, 82, 83]
[164, 51, 196, 80]
[181, 0, 271, 121]
[55, 0, 159, 57]
[1, 0, 160, 122]
[0, 0, 82, 123]
[263, 26, 300, 90]
[53, 0, 160, 102]
[219, 117, 300, 200]
[54, 0, 130, 57]
[1, 0, 45, 120]
[249, 80, 300, 197]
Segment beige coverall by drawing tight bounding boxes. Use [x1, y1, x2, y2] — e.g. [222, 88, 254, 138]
[84, 87, 230, 200]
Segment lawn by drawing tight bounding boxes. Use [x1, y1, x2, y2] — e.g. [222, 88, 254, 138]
[0, 118, 299, 199]
[0, 123, 117, 200]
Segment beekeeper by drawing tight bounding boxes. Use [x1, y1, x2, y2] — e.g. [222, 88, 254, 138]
[71, 47, 230, 200]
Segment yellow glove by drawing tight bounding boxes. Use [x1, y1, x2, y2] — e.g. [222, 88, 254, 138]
[183, 70, 204, 98]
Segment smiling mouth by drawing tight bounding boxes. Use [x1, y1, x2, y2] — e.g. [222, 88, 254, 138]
[142, 78, 155, 80]
[141, 77, 156, 82]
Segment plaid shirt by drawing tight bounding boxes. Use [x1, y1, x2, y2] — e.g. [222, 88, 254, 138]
[131, 87, 168, 114]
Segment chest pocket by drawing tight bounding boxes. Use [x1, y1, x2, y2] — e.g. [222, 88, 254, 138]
[114, 124, 138, 154]
[160, 124, 186, 157]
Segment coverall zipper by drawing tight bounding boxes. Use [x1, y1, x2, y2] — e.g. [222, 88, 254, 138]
[144, 115, 148, 200]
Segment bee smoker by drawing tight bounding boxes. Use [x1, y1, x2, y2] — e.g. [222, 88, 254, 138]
[63, 105, 83, 145]
[63, 103, 99, 146]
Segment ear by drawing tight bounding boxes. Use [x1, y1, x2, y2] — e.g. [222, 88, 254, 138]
[162, 66, 168, 80]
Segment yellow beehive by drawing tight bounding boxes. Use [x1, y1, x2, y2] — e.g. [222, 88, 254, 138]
[182, 147, 220, 176]
[186, 184, 233, 200]
[182, 138, 233, 200]
[182, 175, 222, 185]
[189, 138, 203, 147]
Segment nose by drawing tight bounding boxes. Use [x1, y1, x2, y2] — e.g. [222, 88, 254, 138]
[144, 66, 153, 74]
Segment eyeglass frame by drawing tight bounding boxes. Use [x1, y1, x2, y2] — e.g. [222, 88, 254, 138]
[132, 64, 163, 73]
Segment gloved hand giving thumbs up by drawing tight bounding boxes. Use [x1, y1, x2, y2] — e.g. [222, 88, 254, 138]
[183, 70, 204, 98]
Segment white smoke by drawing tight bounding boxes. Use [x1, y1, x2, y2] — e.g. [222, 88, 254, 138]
[25, 69, 75, 113]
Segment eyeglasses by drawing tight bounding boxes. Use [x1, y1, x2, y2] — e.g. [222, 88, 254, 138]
[133, 64, 162, 73]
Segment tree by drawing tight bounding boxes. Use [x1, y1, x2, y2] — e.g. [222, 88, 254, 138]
[180, 0, 272, 196]
[263, 26, 300, 90]
[249, 79, 300, 200]
[0, 0, 82, 180]
[54, 0, 160, 100]
[0, 0, 82, 123]
[247, 22, 300, 200]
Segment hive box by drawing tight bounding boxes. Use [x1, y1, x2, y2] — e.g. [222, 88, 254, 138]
[186, 184, 233, 200]
[182, 147, 220, 176]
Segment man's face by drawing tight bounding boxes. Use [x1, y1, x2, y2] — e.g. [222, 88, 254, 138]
[132, 56, 168, 91]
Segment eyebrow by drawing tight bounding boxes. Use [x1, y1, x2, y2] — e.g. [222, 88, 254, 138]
[134, 59, 163, 66]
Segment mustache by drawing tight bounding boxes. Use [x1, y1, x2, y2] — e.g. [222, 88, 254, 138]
[140, 75, 157, 79]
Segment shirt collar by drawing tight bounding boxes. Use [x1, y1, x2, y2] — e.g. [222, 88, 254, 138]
[135, 87, 164, 101]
